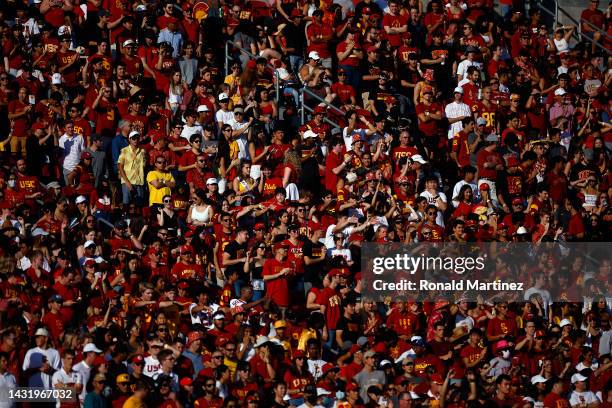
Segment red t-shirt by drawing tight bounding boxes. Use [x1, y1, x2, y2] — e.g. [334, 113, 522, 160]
[382, 13, 409, 47]
[317, 287, 342, 330]
[263, 258, 291, 307]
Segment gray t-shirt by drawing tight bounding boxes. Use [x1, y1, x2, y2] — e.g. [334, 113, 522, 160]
[86, 148, 107, 188]
[354, 368, 386, 403]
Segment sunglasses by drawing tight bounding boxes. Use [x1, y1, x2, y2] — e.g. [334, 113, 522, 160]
[156, 161, 166, 164]
[427, 211, 437, 215]
[163, 200, 171, 203]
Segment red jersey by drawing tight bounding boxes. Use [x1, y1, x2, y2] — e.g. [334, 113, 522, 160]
[306, 22, 334, 58]
[416, 103, 443, 137]
[451, 130, 471, 167]
[317, 287, 342, 330]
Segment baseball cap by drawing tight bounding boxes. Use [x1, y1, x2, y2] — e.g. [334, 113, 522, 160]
[308, 51, 320, 60]
[273, 320, 287, 329]
[206, 178, 218, 185]
[117, 374, 131, 384]
[303, 130, 317, 139]
[410, 336, 426, 347]
[554, 88, 567, 96]
[530, 375, 548, 385]
[187, 331, 203, 345]
[411, 154, 427, 164]
[454, 86, 464, 94]
[571, 373, 588, 384]
[218, 92, 229, 102]
[31, 227, 49, 237]
[122, 39, 135, 47]
[51, 73, 63, 85]
[34, 328, 50, 337]
[131, 355, 145, 364]
[180, 245, 194, 254]
[128, 130, 140, 139]
[83, 343, 103, 353]
[75, 195, 87, 205]
[84, 240, 96, 249]
[197, 104, 209, 113]
[476, 117, 487, 126]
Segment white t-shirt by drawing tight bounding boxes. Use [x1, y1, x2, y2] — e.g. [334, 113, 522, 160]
[419, 190, 447, 227]
[569, 390, 600, 407]
[143, 356, 161, 377]
[180, 125, 203, 141]
[324, 225, 354, 249]
[23, 347, 61, 371]
[51, 368, 82, 408]
[72, 360, 91, 404]
[58, 133, 85, 172]
[215, 109, 234, 125]
[456, 60, 482, 79]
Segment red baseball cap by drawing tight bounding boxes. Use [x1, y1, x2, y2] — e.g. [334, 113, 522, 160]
[187, 331, 204, 345]
[131, 355, 145, 364]
[430, 374, 444, 384]
[180, 245, 194, 254]
[180, 377, 193, 387]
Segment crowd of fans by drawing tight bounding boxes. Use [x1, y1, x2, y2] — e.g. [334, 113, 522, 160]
[0, 0, 611, 406]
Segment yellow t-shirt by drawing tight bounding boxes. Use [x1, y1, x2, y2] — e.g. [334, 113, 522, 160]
[122, 395, 145, 408]
[146, 170, 174, 206]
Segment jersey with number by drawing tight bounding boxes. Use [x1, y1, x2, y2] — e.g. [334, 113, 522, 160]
[472, 101, 498, 131]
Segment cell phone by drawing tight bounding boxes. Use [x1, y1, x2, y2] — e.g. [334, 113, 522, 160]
[28, 95, 36, 105]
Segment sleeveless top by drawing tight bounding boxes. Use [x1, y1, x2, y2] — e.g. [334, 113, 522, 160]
[190, 205, 211, 223]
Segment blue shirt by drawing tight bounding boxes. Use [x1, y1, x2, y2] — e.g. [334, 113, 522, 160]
[111, 134, 128, 176]
[158, 29, 183, 59]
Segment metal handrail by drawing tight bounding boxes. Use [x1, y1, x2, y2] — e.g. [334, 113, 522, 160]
[224, 41, 281, 103]
[536, 2, 611, 55]
[300, 86, 343, 129]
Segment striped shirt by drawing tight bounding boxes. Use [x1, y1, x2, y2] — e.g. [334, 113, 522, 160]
[445, 101, 472, 139]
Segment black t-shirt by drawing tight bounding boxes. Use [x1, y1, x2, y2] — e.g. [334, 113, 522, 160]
[302, 239, 325, 284]
[359, 61, 382, 93]
[223, 240, 248, 279]
[398, 67, 420, 101]
[336, 314, 362, 345]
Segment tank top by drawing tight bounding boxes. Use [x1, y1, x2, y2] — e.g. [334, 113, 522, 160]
[190, 205, 211, 223]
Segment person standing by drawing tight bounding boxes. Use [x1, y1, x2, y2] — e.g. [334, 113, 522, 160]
[146, 156, 175, 207]
[117, 131, 146, 206]
[51, 349, 83, 408]
[58, 121, 86, 185]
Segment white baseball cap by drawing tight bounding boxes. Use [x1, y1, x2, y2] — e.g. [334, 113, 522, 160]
[129, 130, 140, 139]
[571, 373, 588, 384]
[454, 86, 464, 94]
[31, 227, 49, 237]
[84, 240, 96, 249]
[303, 130, 318, 139]
[122, 39, 135, 47]
[218, 92, 229, 101]
[411, 154, 427, 164]
[35, 328, 50, 337]
[75, 195, 87, 205]
[554, 88, 567, 96]
[206, 178, 218, 185]
[276, 67, 290, 80]
[51, 73, 62, 85]
[559, 319, 572, 328]
[197, 104, 209, 113]
[308, 51, 320, 60]
[530, 375, 548, 385]
[83, 343, 102, 353]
